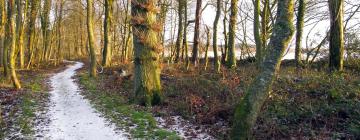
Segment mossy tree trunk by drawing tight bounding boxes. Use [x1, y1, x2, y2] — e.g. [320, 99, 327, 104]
[261, 0, 270, 54]
[204, 26, 210, 70]
[191, 0, 202, 66]
[16, 0, 28, 69]
[87, 0, 97, 77]
[27, 0, 40, 68]
[41, 0, 52, 61]
[6, 0, 21, 89]
[254, 0, 263, 67]
[183, 2, 190, 70]
[212, 0, 221, 73]
[227, 0, 238, 69]
[175, 0, 184, 63]
[102, 0, 113, 67]
[295, 0, 305, 68]
[222, 3, 228, 64]
[231, 0, 295, 139]
[132, 0, 163, 106]
[0, 0, 6, 68]
[328, 0, 344, 71]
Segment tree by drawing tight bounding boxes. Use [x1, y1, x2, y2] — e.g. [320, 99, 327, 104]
[254, 0, 263, 67]
[192, 0, 202, 65]
[16, 0, 28, 69]
[227, 0, 238, 69]
[6, 0, 21, 89]
[328, 0, 344, 71]
[231, 0, 295, 138]
[102, 0, 113, 67]
[0, 0, 6, 68]
[212, 0, 221, 72]
[87, 0, 97, 77]
[175, 0, 184, 63]
[295, 0, 306, 68]
[132, 0, 163, 106]
[27, 0, 40, 68]
[41, 0, 52, 61]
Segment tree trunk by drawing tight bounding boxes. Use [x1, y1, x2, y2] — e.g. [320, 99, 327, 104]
[231, 0, 295, 138]
[183, 2, 190, 69]
[16, 0, 27, 69]
[328, 0, 344, 71]
[175, 0, 184, 63]
[87, 0, 97, 77]
[0, 0, 6, 68]
[204, 26, 210, 70]
[227, 0, 238, 69]
[192, 0, 202, 65]
[6, 0, 21, 89]
[27, 0, 40, 68]
[212, 0, 221, 72]
[261, 0, 270, 54]
[132, 0, 163, 106]
[254, 0, 263, 67]
[295, 0, 305, 68]
[222, 4, 228, 64]
[41, 0, 52, 61]
[102, 0, 113, 67]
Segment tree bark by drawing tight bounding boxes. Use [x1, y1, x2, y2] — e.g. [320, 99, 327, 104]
[6, 0, 21, 89]
[295, 0, 305, 68]
[328, 0, 344, 71]
[231, 0, 295, 138]
[16, 0, 28, 69]
[27, 0, 40, 68]
[87, 0, 97, 77]
[132, 0, 163, 106]
[175, 0, 184, 63]
[191, 0, 202, 65]
[102, 0, 113, 67]
[212, 0, 221, 72]
[0, 0, 6, 68]
[227, 0, 238, 69]
[254, 0, 263, 67]
[41, 0, 52, 61]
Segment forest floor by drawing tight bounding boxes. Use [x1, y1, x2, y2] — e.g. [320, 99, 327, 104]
[77, 58, 360, 140]
[0, 62, 68, 139]
[1, 59, 359, 139]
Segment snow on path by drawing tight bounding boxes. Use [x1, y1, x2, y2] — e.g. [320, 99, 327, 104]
[38, 62, 128, 140]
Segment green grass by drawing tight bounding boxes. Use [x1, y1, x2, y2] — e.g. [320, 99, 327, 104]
[78, 73, 180, 139]
[10, 74, 48, 138]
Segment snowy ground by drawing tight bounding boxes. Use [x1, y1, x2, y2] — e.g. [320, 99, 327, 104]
[36, 62, 128, 140]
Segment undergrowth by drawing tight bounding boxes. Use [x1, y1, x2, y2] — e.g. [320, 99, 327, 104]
[78, 72, 180, 139]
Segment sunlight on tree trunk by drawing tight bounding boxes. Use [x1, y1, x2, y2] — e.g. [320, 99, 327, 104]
[175, 0, 184, 63]
[232, 0, 295, 139]
[212, 0, 221, 73]
[254, 0, 263, 68]
[132, 0, 163, 106]
[328, 0, 344, 71]
[192, 0, 202, 66]
[16, 0, 28, 69]
[227, 0, 238, 69]
[41, 0, 52, 61]
[295, 0, 306, 68]
[26, 0, 40, 69]
[6, 0, 21, 89]
[102, 0, 113, 67]
[87, 0, 97, 77]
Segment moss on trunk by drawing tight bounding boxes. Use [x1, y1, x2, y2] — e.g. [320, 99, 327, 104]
[231, 0, 295, 139]
[132, 0, 163, 106]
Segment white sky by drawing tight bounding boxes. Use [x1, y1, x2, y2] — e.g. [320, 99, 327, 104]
[163, 0, 360, 50]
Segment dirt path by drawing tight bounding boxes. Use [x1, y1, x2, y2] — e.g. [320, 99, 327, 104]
[37, 62, 127, 140]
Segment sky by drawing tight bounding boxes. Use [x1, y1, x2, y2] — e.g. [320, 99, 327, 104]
[163, 0, 360, 50]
